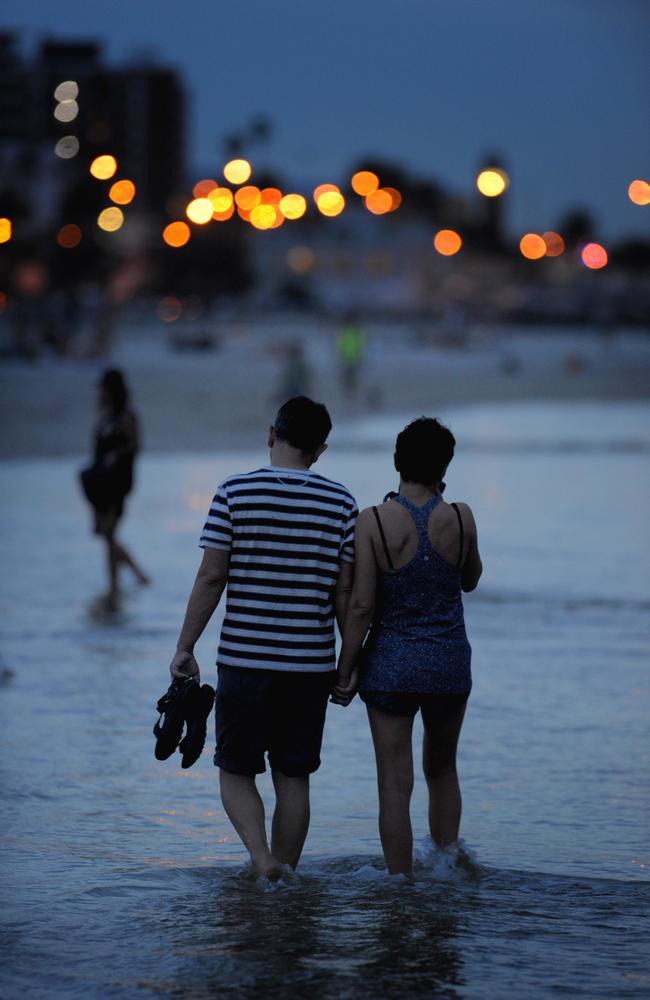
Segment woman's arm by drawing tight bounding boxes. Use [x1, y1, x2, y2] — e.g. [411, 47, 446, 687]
[458, 503, 482, 592]
[332, 510, 377, 704]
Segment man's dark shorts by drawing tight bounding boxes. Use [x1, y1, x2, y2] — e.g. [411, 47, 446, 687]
[214, 665, 335, 777]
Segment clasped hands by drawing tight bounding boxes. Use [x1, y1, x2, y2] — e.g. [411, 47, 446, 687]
[330, 667, 358, 707]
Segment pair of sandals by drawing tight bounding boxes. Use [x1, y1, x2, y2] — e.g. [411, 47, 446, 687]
[153, 675, 215, 769]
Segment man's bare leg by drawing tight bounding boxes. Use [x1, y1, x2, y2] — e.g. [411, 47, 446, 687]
[270, 771, 310, 868]
[219, 770, 283, 879]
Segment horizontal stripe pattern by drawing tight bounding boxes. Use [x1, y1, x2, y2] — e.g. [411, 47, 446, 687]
[199, 466, 357, 672]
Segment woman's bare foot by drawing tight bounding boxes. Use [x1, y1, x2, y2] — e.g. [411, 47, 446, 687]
[252, 851, 284, 881]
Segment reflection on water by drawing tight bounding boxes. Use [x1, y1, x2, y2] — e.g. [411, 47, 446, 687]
[1, 400, 649, 997]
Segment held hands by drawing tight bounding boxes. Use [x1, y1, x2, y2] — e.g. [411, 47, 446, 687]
[331, 667, 358, 707]
[170, 649, 201, 683]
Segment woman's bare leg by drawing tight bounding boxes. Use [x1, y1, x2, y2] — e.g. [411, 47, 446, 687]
[367, 707, 415, 876]
[421, 697, 467, 848]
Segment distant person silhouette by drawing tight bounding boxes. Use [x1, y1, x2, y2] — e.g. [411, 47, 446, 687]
[80, 368, 148, 608]
[335, 315, 364, 399]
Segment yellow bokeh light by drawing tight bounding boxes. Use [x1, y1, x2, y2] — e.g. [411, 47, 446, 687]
[628, 179, 650, 206]
[54, 80, 79, 102]
[365, 189, 393, 215]
[313, 183, 339, 204]
[384, 187, 402, 212]
[433, 229, 462, 256]
[519, 233, 546, 260]
[54, 135, 79, 159]
[208, 187, 234, 213]
[279, 194, 307, 220]
[0, 218, 12, 243]
[351, 171, 379, 196]
[90, 155, 118, 180]
[477, 169, 508, 197]
[317, 191, 345, 217]
[235, 186, 261, 211]
[581, 242, 608, 269]
[186, 198, 214, 224]
[57, 224, 82, 248]
[97, 207, 124, 232]
[193, 178, 218, 198]
[163, 222, 191, 247]
[109, 179, 136, 205]
[542, 231, 565, 257]
[223, 159, 252, 185]
[54, 100, 79, 123]
[250, 204, 277, 230]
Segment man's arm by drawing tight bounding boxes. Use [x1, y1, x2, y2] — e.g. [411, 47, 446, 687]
[331, 511, 377, 705]
[334, 560, 354, 635]
[169, 547, 230, 680]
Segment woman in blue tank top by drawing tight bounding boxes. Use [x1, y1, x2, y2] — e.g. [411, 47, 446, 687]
[333, 417, 482, 877]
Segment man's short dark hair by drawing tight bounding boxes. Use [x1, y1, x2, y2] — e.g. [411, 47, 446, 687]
[394, 417, 455, 485]
[274, 396, 332, 455]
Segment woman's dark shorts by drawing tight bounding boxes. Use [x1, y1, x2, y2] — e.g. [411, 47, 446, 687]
[360, 689, 469, 719]
[214, 665, 335, 777]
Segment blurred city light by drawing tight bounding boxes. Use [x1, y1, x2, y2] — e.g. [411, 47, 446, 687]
[581, 242, 608, 269]
[90, 155, 118, 180]
[317, 190, 345, 216]
[628, 179, 650, 206]
[97, 207, 124, 232]
[519, 233, 546, 259]
[109, 180, 136, 205]
[365, 189, 393, 215]
[287, 246, 316, 273]
[250, 204, 277, 230]
[208, 187, 234, 213]
[433, 229, 462, 255]
[162, 221, 190, 247]
[237, 206, 252, 222]
[157, 296, 183, 321]
[54, 100, 79, 123]
[56, 224, 82, 248]
[477, 169, 509, 197]
[351, 171, 379, 196]
[384, 187, 402, 212]
[223, 159, 252, 185]
[279, 194, 307, 220]
[54, 136, 80, 159]
[542, 231, 565, 257]
[260, 188, 283, 205]
[0, 291, 6, 314]
[53, 80, 78, 102]
[0, 218, 12, 243]
[212, 204, 235, 222]
[193, 179, 218, 198]
[313, 183, 339, 204]
[186, 198, 214, 224]
[235, 186, 261, 211]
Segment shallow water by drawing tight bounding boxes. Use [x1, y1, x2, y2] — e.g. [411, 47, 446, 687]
[1, 399, 649, 998]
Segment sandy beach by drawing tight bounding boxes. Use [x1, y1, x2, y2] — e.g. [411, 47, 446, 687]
[1, 321, 649, 459]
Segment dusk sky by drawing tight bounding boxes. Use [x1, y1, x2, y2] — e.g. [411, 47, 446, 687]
[4, 0, 649, 240]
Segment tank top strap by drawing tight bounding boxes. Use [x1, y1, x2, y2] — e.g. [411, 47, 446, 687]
[395, 494, 441, 546]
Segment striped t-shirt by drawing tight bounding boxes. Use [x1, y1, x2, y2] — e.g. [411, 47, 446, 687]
[199, 466, 358, 672]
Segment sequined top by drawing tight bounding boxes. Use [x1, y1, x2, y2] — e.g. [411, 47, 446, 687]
[359, 494, 472, 694]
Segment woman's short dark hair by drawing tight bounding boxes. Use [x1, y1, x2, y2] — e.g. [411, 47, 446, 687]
[394, 417, 455, 485]
[274, 396, 332, 455]
[99, 368, 129, 415]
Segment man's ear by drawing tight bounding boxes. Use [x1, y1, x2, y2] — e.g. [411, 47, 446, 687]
[268, 425, 276, 448]
[311, 442, 328, 465]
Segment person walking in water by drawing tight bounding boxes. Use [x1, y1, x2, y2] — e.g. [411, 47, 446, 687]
[169, 397, 357, 879]
[332, 417, 482, 877]
[80, 368, 148, 608]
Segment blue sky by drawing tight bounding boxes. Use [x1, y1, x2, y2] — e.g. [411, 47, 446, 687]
[4, 0, 649, 239]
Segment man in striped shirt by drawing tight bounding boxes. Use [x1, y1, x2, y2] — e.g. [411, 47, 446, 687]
[170, 397, 357, 878]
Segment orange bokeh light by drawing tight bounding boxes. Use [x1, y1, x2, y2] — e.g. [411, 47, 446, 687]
[351, 171, 379, 196]
[212, 204, 235, 222]
[260, 188, 282, 205]
[279, 194, 307, 220]
[235, 186, 261, 211]
[542, 231, 565, 257]
[628, 179, 650, 206]
[581, 242, 608, 269]
[313, 183, 339, 204]
[57, 224, 82, 248]
[365, 189, 393, 215]
[0, 218, 12, 243]
[90, 155, 118, 180]
[208, 187, 234, 213]
[193, 178, 218, 198]
[317, 191, 345, 217]
[109, 179, 136, 205]
[384, 187, 402, 212]
[237, 206, 252, 222]
[250, 204, 277, 230]
[519, 233, 546, 260]
[186, 198, 214, 224]
[223, 159, 252, 185]
[433, 230, 462, 256]
[163, 221, 190, 247]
